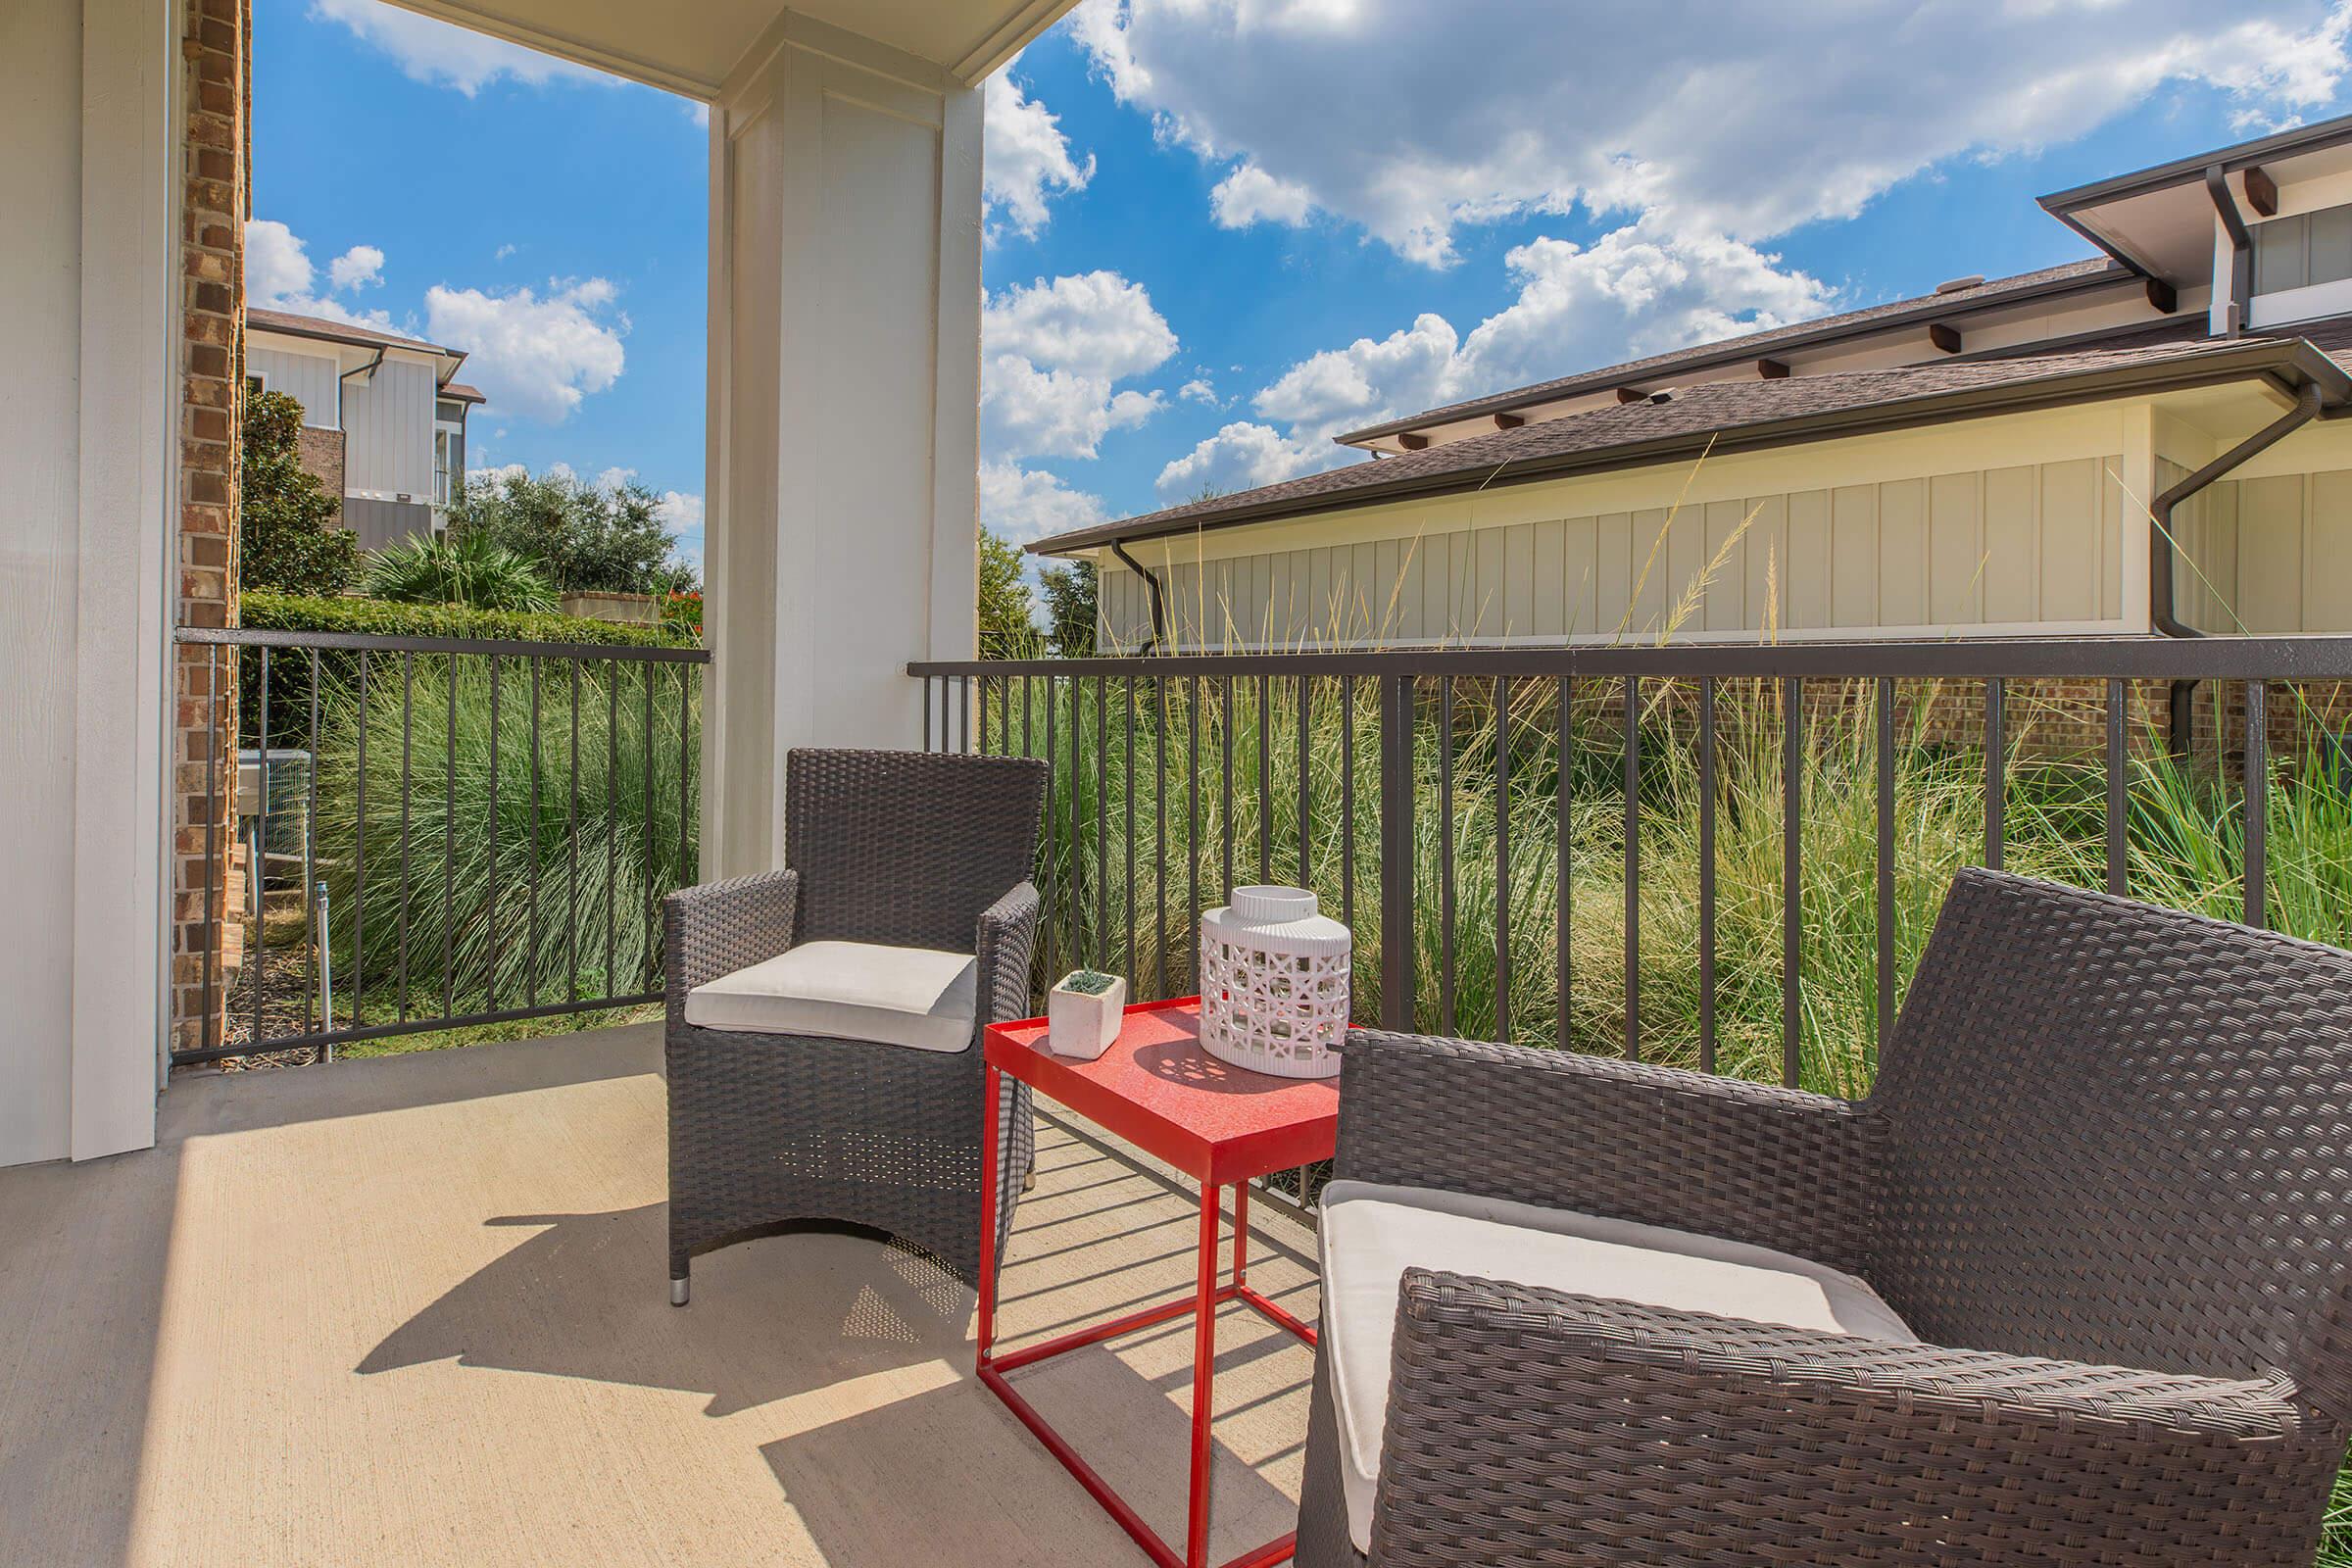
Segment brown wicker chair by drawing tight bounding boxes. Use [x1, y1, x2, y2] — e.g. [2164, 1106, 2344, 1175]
[1297, 868, 2352, 1567]
[662, 748, 1046, 1304]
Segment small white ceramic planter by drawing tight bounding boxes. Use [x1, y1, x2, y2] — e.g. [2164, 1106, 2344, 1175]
[1048, 969, 1127, 1059]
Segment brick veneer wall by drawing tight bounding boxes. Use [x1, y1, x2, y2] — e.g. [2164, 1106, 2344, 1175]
[294, 424, 344, 517]
[169, 0, 249, 1059]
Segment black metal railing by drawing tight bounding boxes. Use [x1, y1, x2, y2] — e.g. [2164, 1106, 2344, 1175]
[175, 626, 708, 1066]
[913, 637, 2352, 1099]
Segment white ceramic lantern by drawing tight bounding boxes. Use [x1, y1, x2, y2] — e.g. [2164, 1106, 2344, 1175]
[1199, 885, 1352, 1079]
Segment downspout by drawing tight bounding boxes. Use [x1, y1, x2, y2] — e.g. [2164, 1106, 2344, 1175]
[1107, 539, 1168, 655]
[336, 344, 385, 424]
[2206, 164, 2251, 339]
[2149, 378, 2323, 753]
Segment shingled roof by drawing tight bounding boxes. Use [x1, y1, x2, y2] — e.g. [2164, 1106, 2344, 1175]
[1334, 257, 2128, 444]
[1029, 319, 2352, 558]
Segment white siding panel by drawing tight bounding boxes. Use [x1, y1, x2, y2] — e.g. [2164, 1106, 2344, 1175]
[341, 356, 437, 500]
[249, 345, 343, 429]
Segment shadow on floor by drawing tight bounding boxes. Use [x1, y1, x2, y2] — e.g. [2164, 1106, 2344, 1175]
[358, 1201, 974, 1418]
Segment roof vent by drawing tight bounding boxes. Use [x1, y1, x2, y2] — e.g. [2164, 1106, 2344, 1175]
[1934, 274, 1986, 295]
[1647, 389, 1674, 405]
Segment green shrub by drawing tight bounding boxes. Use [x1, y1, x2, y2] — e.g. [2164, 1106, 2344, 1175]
[364, 530, 560, 612]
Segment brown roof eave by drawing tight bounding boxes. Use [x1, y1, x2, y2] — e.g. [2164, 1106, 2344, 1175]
[1332, 262, 2135, 446]
[1033, 337, 2351, 559]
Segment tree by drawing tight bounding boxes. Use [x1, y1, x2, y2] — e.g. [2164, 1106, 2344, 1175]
[451, 466, 698, 596]
[977, 530, 1042, 660]
[240, 387, 359, 595]
[1038, 558, 1098, 659]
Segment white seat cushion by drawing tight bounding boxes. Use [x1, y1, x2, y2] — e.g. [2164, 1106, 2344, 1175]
[683, 940, 977, 1053]
[1318, 1179, 1916, 1553]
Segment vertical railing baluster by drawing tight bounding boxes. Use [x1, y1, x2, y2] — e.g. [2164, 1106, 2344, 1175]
[2106, 678, 2128, 896]
[979, 671, 991, 755]
[354, 650, 368, 1029]
[1439, 674, 1456, 1036]
[444, 654, 460, 1019]
[1555, 674, 1571, 1052]
[1876, 676, 1895, 1055]
[639, 661, 654, 992]
[606, 660, 620, 1002]
[1097, 675, 1109, 972]
[568, 659, 582, 1006]
[490, 655, 503, 1009]
[1043, 674, 1058, 988]
[527, 658, 541, 1008]
[1378, 673, 1415, 1031]
[962, 675, 973, 756]
[1985, 676, 2005, 871]
[2246, 679, 2268, 929]
[1124, 675, 1136, 978]
[1494, 674, 1511, 1043]
[305, 650, 321, 1037]
[1221, 674, 1236, 900]
[1698, 674, 1716, 1074]
[1257, 671, 1272, 883]
[1297, 674, 1312, 890]
[1340, 673, 1355, 954]
[398, 652, 415, 1022]
[1622, 675, 1640, 1060]
[676, 662, 693, 899]
[1154, 676, 1167, 994]
[937, 677, 949, 756]
[1782, 675, 1803, 1089]
[255, 646, 270, 1050]
[1188, 675, 1201, 991]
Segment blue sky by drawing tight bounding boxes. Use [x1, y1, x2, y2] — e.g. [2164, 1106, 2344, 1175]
[252, 1, 2352, 576]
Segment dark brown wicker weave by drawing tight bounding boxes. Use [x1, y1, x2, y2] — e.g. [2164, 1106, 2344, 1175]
[1298, 868, 2352, 1567]
[662, 748, 1046, 1302]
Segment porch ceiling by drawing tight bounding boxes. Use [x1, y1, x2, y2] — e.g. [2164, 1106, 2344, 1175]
[388, 0, 1080, 94]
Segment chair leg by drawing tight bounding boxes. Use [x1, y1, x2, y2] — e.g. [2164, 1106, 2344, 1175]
[670, 1271, 690, 1306]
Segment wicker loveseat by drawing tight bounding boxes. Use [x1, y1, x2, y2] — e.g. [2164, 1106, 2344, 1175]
[662, 748, 1046, 1303]
[1297, 868, 2352, 1566]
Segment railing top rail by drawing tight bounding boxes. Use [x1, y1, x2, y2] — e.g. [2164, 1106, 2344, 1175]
[176, 624, 711, 663]
[910, 634, 2352, 682]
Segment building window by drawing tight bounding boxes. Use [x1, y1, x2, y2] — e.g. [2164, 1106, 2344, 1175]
[2252, 203, 2352, 296]
[433, 427, 457, 508]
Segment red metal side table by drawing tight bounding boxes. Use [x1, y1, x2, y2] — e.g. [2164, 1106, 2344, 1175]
[978, 997, 1339, 1568]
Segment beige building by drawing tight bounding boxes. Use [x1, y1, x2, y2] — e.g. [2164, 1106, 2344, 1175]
[1032, 120, 2352, 657]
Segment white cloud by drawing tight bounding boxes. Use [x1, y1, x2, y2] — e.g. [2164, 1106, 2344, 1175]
[591, 465, 637, 492]
[982, 270, 1177, 461]
[1253, 312, 1459, 441]
[494, 243, 517, 262]
[656, 490, 705, 571]
[327, 244, 384, 293]
[309, 0, 610, 95]
[1156, 421, 1341, 500]
[1073, 0, 2352, 266]
[1210, 163, 1313, 228]
[1179, 378, 1224, 407]
[984, 69, 1095, 239]
[425, 278, 628, 423]
[980, 461, 1109, 544]
[247, 219, 398, 328]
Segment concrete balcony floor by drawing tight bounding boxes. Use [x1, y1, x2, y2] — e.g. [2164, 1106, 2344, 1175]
[0, 1024, 1320, 1566]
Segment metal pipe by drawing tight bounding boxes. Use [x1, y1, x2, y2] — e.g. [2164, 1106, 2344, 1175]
[2150, 379, 2323, 752]
[2205, 165, 2252, 339]
[1107, 539, 1168, 654]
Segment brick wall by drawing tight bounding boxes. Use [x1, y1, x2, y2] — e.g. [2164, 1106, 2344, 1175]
[169, 0, 249, 1059]
[295, 423, 344, 516]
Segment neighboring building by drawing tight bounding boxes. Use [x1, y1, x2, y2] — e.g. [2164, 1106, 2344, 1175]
[246, 307, 484, 551]
[1037, 118, 2352, 654]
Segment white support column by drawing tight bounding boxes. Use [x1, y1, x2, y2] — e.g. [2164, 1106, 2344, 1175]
[704, 15, 982, 881]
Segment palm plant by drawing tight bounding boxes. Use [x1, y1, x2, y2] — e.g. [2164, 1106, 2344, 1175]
[365, 528, 560, 612]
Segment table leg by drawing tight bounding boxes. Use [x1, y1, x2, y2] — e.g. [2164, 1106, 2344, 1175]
[976, 1061, 1002, 1368]
[1186, 1179, 1220, 1568]
[1231, 1179, 1250, 1290]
